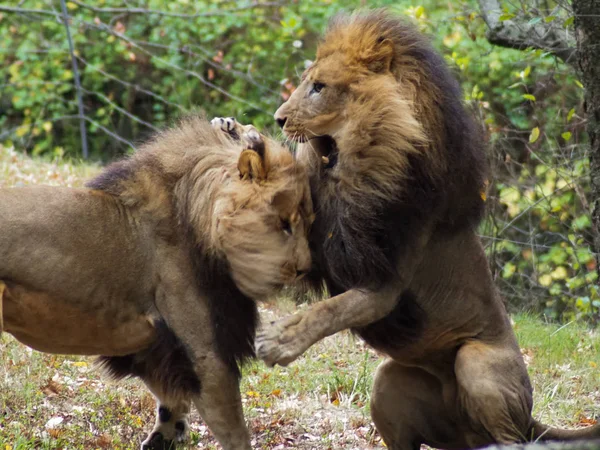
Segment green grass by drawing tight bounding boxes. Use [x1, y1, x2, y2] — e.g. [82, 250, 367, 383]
[1, 146, 599, 448]
[513, 314, 600, 427]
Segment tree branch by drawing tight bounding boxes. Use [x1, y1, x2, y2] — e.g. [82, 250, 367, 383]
[69, 1, 284, 18]
[478, 0, 577, 66]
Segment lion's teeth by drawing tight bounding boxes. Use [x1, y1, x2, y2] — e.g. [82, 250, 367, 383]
[321, 156, 329, 165]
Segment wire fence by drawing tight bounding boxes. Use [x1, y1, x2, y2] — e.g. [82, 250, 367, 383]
[0, 0, 598, 322]
[0, 0, 300, 158]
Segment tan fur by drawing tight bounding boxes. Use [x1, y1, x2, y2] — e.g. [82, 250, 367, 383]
[257, 10, 600, 449]
[0, 116, 313, 450]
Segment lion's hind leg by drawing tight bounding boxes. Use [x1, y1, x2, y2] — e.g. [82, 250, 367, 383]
[371, 358, 464, 450]
[455, 339, 533, 446]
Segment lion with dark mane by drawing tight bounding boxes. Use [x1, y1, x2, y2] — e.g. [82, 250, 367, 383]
[255, 10, 600, 449]
[0, 116, 313, 450]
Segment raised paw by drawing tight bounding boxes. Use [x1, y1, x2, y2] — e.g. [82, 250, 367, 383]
[211, 116, 242, 140]
[141, 431, 175, 450]
[255, 313, 310, 367]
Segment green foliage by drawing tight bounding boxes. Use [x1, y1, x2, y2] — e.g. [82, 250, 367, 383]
[1, 0, 596, 323]
[0, 0, 361, 159]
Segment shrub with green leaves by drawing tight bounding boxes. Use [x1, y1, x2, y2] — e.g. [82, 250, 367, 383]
[1, 0, 595, 322]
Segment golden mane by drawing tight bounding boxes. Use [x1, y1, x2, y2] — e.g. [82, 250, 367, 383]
[88, 115, 313, 299]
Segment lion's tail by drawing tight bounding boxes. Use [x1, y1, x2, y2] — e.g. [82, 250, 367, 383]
[531, 419, 600, 441]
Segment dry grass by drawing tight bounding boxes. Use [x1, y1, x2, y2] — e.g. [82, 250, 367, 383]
[1, 146, 599, 449]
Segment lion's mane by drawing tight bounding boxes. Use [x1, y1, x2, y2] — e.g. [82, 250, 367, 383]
[299, 11, 488, 294]
[90, 116, 311, 376]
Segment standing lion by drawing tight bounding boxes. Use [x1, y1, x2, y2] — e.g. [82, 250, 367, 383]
[255, 10, 600, 449]
[0, 116, 313, 450]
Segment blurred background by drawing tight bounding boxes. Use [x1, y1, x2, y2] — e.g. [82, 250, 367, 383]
[0, 0, 596, 323]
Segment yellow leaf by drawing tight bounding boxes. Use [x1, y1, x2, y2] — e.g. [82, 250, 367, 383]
[270, 389, 282, 397]
[529, 127, 540, 143]
[522, 94, 536, 101]
[590, 362, 597, 368]
[73, 361, 87, 367]
[551, 266, 568, 280]
[480, 179, 489, 202]
[6, 445, 14, 450]
[561, 131, 572, 141]
[538, 274, 553, 287]
[15, 125, 29, 137]
[66, 2, 78, 9]
[575, 80, 584, 89]
[332, 398, 340, 406]
[415, 6, 425, 18]
[43, 121, 53, 133]
[567, 108, 576, 122]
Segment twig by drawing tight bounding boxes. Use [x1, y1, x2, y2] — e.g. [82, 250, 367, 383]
[69, 1, 285, 18]
[478, 0, 577, 66]
[59, 0, 89, 159]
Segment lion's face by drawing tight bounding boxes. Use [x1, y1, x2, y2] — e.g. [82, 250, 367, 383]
[215, 143, 314, 299]
[274, 28, 400, 143]
[274, 54, 358, 142]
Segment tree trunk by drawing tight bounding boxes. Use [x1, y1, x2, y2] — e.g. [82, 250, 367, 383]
[572, 0, 600, 288]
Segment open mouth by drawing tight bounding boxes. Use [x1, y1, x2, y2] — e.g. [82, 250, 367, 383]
[314, 135, 338, 169]
[282, 130, 310, 143]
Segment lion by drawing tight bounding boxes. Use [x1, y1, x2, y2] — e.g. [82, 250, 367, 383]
[254, 10, 600, 449]
[0, 116, 313, 450]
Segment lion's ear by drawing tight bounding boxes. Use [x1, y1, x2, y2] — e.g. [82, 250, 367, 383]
[363, 37, 394, 73]
[238, 148, 268, 181]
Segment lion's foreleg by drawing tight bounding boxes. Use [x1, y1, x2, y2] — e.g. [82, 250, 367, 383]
[140, 389, 191, 450]
[256, 224, 433, 367]
[256, 283, 402, 367]
[190, 353, 251, 450]
[153, 269, 252, 450]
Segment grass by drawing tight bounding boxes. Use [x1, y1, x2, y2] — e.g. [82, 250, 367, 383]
[1, 145, 599, 449]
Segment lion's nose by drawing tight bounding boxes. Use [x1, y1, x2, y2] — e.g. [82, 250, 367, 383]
[274, 104, 289, 129]
[276, 116, 287, 129]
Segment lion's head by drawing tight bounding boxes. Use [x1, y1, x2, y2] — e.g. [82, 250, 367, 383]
[212, 138, 314, 299]
[157, 118, 314, 300]
[273, 10, 487, 290]
[96, 116, 314, 300]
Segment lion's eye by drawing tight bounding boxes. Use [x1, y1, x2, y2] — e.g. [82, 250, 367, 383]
[311, 82, 325, 94]
[281, 218, 292, 235]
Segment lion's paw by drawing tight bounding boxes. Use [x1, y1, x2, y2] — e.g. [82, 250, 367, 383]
[211, 117, 264, 152]
[211, 116, 239, 137]
[255, 314, 309, 367]
[141, 419, 187, 450]
[141, 431, 175, 450]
